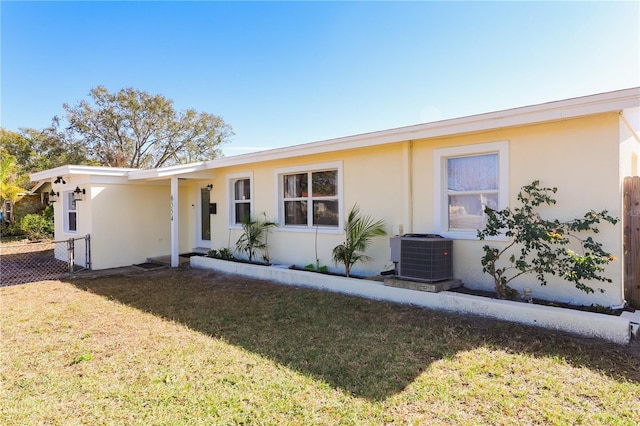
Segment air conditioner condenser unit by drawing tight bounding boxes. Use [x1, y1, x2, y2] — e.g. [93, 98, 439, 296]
[390, 234, 453, 283]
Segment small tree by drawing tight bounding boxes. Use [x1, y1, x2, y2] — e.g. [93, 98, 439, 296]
[332, 204, 387, 277]
[235, 213, 276, 263]
[478, 181, 618, 299]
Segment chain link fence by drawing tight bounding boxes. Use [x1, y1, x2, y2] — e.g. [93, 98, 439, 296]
[0, 235, 91, 287]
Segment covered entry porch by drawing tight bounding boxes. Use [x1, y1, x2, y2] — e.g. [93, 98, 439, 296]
[128, 162, 217, 267]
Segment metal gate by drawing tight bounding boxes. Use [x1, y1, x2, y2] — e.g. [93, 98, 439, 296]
[623, 177, 640, 308]
[0, 234, 91, 287]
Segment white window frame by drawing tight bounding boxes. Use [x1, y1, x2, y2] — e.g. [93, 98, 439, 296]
[227, 172, 254, 228]
[63, 191, 78, 234]
[433, 141, 509, 240]
[275, 161, 343, 234]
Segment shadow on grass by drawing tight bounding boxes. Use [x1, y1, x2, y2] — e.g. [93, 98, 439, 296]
[70, 268, 639, 401]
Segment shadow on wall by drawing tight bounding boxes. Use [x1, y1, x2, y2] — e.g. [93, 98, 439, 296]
[70, 269, 639, 401]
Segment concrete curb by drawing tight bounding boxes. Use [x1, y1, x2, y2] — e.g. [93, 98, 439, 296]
[191, 256, 631, 344]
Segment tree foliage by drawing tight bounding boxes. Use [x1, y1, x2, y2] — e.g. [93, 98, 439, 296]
[477, 181, 618, 299]
[0, 147, 26, 202]
[332, 204, 387, 277]
[20, 122, 94, 172]
[1, 125, 92, 190]
[63, 86, 233, 168]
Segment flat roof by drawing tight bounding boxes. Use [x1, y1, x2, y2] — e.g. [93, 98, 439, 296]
[130, 86, 640, 179]
[31, 87, 640, 183]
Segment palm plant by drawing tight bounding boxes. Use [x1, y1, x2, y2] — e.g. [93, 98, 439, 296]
[235, 213, 276, 263]
[0, 148, 26, 205]
[332, 204, 387, 277]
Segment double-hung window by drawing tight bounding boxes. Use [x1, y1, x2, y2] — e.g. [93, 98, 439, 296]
[228, 173, 252, 226]
[277, 162, 342, 229]
[64, 191, 78, 233]
[434, 141, 508, 238]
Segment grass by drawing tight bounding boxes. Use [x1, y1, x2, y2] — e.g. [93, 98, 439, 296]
[0, 235, 26, 245]
[1, 268, 639, 425]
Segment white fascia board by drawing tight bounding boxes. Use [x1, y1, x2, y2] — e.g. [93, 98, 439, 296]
[29, 87, 640, 182]
[205, 87, 640, 170]
[127, 161, 208, 180]
[30, 165, 137, 182]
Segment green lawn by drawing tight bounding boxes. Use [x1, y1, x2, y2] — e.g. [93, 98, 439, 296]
[1, 268, 638, 425]
[0, 235, 26, 245]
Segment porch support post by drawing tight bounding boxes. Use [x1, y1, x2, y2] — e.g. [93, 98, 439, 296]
[170, 176, 179, 267]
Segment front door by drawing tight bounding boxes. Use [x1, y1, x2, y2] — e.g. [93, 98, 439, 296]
[196, 187, 211, 247]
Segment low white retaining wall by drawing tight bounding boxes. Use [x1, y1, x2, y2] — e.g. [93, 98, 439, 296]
[191, 256, 631, 344]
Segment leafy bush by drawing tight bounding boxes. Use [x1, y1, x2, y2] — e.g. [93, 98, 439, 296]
[332, 204, 387, 277]
[477, 181, 618, 299]
[304, 263, 328, 273]
[43, 204, 54, 221]
[208, 248, 235, 260]
[21, 213, 54, 241]
[0, 220, 24, 237]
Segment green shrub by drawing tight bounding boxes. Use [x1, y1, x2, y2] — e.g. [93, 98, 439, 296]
[304, 263, 328, 273]
[208, 248, 235, 260]
[21, 213, 54, 241]
[1, 221, 24, 237]
[42, 204, 54, 221]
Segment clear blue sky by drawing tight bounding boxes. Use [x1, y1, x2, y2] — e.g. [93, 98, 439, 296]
[2, 1, 639, 157]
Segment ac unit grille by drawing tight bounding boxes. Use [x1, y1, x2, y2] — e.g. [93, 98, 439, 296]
[391, 236, 453, 283]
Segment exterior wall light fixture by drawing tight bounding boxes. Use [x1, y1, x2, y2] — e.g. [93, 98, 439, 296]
[206, 184, 213, 191]
[48, 190, 59, 204]
[72, 186, 86, 201]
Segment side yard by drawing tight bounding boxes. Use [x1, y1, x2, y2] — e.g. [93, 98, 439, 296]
[1, 268, 638, 425]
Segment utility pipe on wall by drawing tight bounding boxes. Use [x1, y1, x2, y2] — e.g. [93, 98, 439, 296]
[170, 176, 179, 267]
[402, 141, 413, 234]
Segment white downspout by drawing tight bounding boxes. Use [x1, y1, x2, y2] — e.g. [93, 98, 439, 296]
[170, 176, 179, 267]
[402, 141, 413, 234]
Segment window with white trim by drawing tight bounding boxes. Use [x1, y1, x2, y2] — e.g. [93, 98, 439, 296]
[228, 174, 253, 226]
[434, 141, 509, 238]
[64, 191, 78, 233]
[277, 163, 342, 229]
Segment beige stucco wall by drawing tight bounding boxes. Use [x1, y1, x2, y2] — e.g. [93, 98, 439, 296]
[207, 146, 404, 273]
[51, 177, 93, 262]
[90, 183, 172, 269]
[50, 112, 625, 307]
[91, 184, 171, 269]
[206, 113, 624, 306]
[409, 113, 623, 306]
[52, 178, 206, 270]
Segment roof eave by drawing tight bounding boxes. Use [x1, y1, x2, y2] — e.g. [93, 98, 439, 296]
[204, 87, 640, 169]
[127, 161, 208, 180]
[30, 165, 138, 182]
[28, 87, 640, 182]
